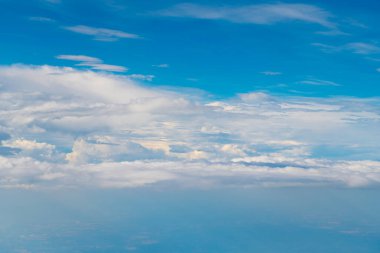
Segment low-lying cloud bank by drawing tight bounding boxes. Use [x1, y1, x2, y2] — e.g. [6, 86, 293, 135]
[0, 64, 379, 188]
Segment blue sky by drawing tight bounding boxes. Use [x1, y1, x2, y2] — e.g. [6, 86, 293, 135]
[1, 0, 380, 97]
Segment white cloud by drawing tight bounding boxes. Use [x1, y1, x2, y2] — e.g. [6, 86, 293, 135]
[313, 42, 380, 55]
[56, 54, 128, 72]
[1, 139, 56, 161]
[1, 156, 380, 189]
[56, 55, 101, 62]
[158, 3, 335, 28]
[64, 25, 140, 41]
[238, 92, 271, 102]
[65, 137, 164, 164]
[0, 64, 161, 103]
[77, 62, 128, 72]
[261, 71, 282, 76]
[128, 74, 155, 81]
[0, 64, 380, 189]
[345, 42, 380, 55]
[29, 16, 55, 22]
[153, 64, 169, 68]
[299, 79, 341, 86]
[2, 139, 54, 151]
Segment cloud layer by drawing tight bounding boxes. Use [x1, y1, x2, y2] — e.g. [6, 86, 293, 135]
[0, 64, 380, 189]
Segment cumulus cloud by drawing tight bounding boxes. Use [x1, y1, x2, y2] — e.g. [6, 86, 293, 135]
[65, 137, 164, 164]
[64, 25, 140, 41]
[157, 3, 336, 28]
[0, 64, 160, 103]
[0, 64, 380, 189]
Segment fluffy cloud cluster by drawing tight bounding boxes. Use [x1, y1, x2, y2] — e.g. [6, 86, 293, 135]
[1, 64, 380, 188]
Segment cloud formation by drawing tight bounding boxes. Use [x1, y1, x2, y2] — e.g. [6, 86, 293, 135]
[261, 71, 282, 76]
[57, 54, 128, 72]
[313, 42, 380, 55]
[0, 64, 380, 189]
[64, 25, 140, 41]
[157, 3, 335, 28]
[153, 64, 169, 68]
[299, 79, 341, 86]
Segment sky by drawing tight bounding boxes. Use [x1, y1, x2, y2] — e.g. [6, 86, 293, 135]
[0, 0, 380, 252]
[1, 0, 380, 97]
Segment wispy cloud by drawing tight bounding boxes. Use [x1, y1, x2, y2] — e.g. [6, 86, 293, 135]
[313, 42, 380, 55]
[77, 63, 127, 72]
[261, 71, 282, 76]
[345, 42, 380, 54]
[56, 54, 128, 72]
[57, 55, 101, 62]
[44, 0, 61, 4]
[64, 25, 140, 42]
[157, 3, 336, 28]
[316, 29, 349, 36]
[29, 16, 55, 22]
[128, 74, 155, 81]
[153, 64, 169, 68]
[299, 79, 341, 86]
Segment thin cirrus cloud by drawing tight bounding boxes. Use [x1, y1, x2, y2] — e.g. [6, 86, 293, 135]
[345, 42, 380, 54]
[56, 54, 128, 72]
[261, 71, 282, 76]
[299, 79, 341, 86]
[157, 3, 336, 28]
[0, 64, 380, 189]
[44, 0, 61, 3]
[127, 74, 155, 81]
[153, 64, 169, 68]
[313, 42, 380, 55]
[29, 16, 55, 22]
[64, 25, 140, 42]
